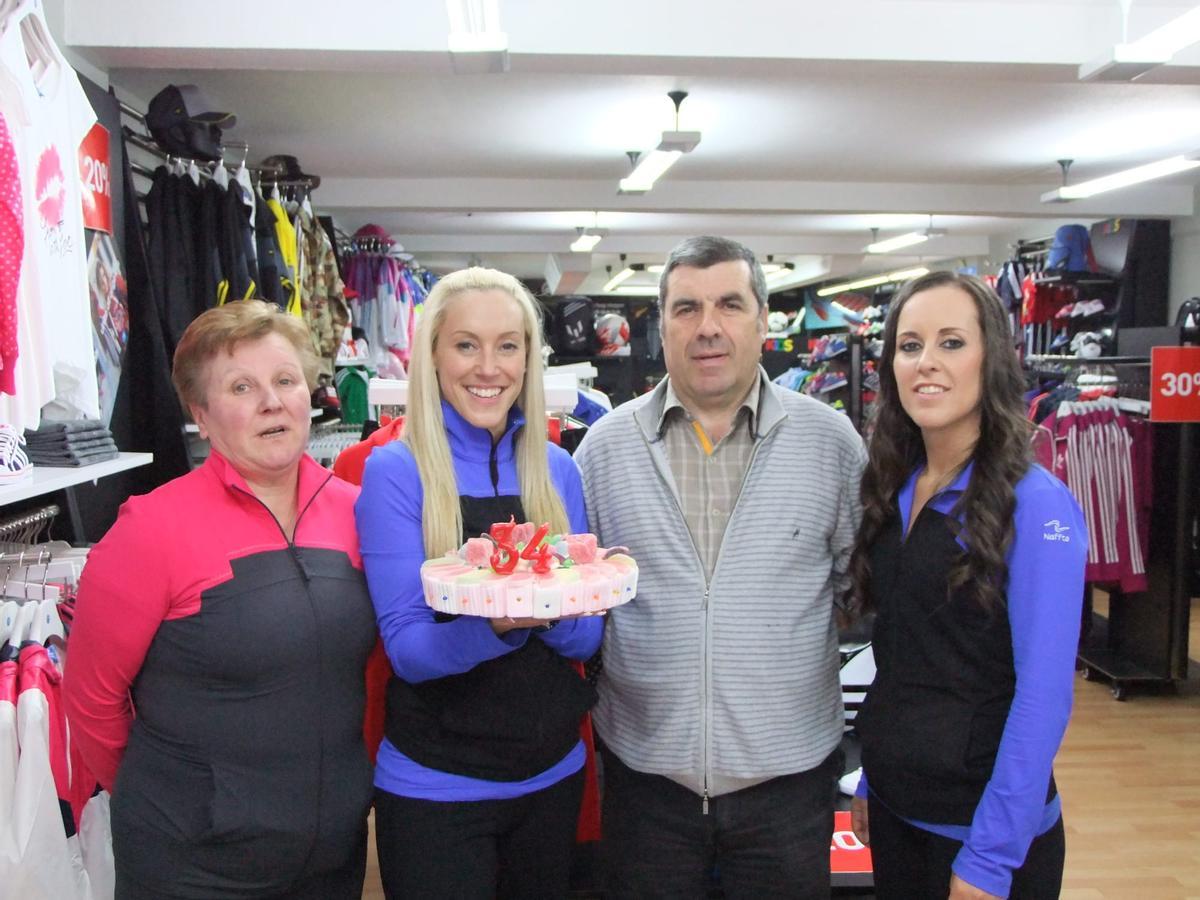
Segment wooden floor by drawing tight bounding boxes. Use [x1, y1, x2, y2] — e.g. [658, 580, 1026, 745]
[1057, 597, 1200, 899]
[360, 599, 1200, 899]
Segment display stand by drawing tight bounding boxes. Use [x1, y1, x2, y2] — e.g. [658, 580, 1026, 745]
[0, 453, 154, 543]
[1027, 343, 1191, 699]
[847, 333, 865, 433]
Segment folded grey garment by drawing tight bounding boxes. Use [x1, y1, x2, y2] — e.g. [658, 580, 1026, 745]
[27, 448, 120, 467]
[28, 439, 119, 460]
[25, 432, 114, 451]
[26, 425, 111, 440]
[24, 419, 105, 437]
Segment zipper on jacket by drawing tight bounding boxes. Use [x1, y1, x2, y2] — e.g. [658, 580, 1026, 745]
[232, 472, 331, 561]
[694, 418, 777, 805]
[232, 473, 334, 865]
[489, 441, 500, 496]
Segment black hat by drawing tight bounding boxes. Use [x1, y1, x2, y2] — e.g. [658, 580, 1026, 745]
[261, 154, 321, 190]
[145, 84, 236, 162]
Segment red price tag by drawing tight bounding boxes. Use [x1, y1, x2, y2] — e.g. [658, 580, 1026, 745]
[78, 123, 112, 233]
[1150, 346, 1200, 422]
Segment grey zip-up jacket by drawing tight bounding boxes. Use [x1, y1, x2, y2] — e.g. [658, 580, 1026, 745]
[575, 371, 866, 797]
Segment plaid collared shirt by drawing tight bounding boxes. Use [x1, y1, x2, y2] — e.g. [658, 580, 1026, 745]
[658, 376, 762, 580]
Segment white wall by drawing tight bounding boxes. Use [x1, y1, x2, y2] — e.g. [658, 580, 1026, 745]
[39, 0, 109, 89]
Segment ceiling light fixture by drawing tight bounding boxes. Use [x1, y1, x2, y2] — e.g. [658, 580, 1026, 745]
[603, 256, 646, 293]
[759, 255, 795, 279]
[445, 0, 509, 72]
[569, 225, 606, 253]
[817, 267, 929, 298]
[618, 90, 701, 195]
[1040, 153, 1200, 203]
[1080, 5, 1200, 81]
[864, 217, 946, 254]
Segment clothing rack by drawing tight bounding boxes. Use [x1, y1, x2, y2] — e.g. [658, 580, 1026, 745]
[1027, 353, 1192, 697]
[0, 504, 58, 546]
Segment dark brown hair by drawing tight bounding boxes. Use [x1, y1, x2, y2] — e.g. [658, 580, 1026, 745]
[845, 271, 1032, 614]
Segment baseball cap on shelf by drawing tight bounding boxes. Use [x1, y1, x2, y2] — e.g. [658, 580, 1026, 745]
[260, 154, 321, 190]
[146, 84, 237, 162]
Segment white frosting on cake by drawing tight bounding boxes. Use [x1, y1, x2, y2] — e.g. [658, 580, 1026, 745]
[420, 544, 638, 618]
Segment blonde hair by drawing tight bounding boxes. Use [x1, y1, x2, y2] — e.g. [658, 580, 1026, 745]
[173, 299, 319, 412]
[405, 267, 569, 556]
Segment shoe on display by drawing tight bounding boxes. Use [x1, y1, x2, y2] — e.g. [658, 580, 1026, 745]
[1049, 331, 1070, 351]
[824, 335, 849, 359]
[1072, 298, 1107, 318]
[0, 423, 32, 483]
[818, 373, 849, 393]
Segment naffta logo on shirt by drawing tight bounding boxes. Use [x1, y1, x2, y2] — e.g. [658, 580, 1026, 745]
[1042, 520, 1071, 542]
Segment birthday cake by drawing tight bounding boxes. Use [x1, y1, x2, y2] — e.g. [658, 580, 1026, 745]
[420, 519, 638, 619]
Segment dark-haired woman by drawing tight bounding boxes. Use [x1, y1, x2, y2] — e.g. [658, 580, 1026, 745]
[846, 272, 1086, 900]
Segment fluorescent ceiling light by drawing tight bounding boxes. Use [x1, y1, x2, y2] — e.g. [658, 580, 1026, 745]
[1125, 6, 1200, 60]
[603, 266, 636, 292]
[1078, 44, 1168, 82]
[1041, 154, 1200, 202]
[865, 228, 946, 254]
[865, 231, 929, 254]
[766, 264, 795, 280]
[616, 90, 701, 194]
[817, 267, 929, 298]
[1080, 6, 1200, 81]
[619, 149, 683, 194]
[446, 0, 508, 71]
[646, 264, 665, 274]
[446, 0, 500, 34]
[569, 231, 604, 253]
[569, 233, 602, 253]
[610, 285, 660, 296]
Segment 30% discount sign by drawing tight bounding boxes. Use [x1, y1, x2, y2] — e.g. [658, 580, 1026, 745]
[1150, 346, 1200, 422]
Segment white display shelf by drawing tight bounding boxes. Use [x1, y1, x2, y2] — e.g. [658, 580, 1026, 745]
[0, 452, 154, 506]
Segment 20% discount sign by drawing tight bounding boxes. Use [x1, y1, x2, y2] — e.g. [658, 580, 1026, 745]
[1150, 346, 1200, 422]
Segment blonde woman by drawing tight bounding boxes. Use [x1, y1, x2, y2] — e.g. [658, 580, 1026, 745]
[355, 267, 601, 898]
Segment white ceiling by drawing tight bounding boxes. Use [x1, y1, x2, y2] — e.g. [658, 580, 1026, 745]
[57, 0, 1200, 294]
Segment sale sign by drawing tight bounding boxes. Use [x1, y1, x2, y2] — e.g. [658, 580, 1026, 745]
[829, 810, 873, 875]
[1150, 346, 1200, 422]
[78, 123, 112, 233]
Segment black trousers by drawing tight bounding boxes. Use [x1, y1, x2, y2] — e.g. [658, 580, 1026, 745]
[373, 768, 584, 900]
[868, 794, 1065, 899]
[599, 745, 838, 899]
[114, 825, 367, 900]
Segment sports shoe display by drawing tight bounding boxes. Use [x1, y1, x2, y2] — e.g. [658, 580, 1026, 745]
[1071, 298, 1107, 318]
[0, 422, 33, 483]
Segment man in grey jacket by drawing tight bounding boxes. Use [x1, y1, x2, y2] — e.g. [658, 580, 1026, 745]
[574, 235, 866, 898]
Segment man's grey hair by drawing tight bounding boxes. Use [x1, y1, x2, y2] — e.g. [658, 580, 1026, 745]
[657, 235, 768, 312]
